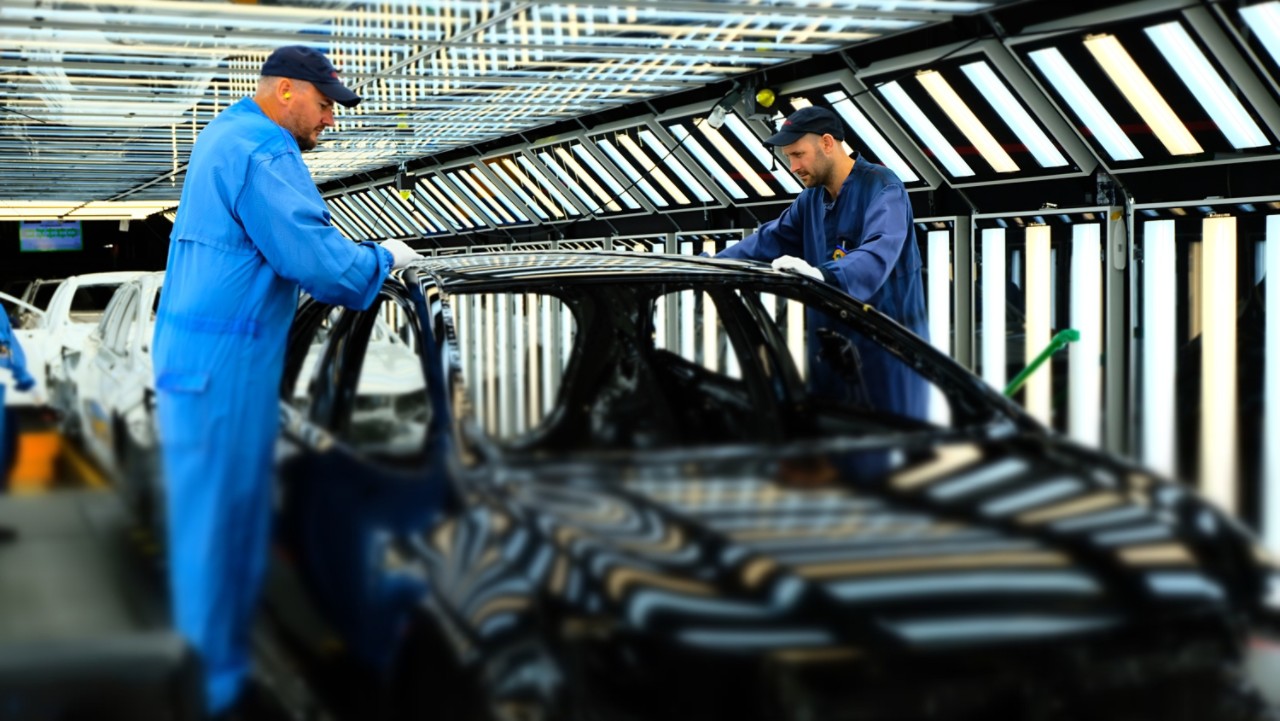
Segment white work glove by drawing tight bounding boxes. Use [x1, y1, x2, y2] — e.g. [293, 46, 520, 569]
[26, 386, 47, 408]
[380, 239, 419, 270]
[772, 255, 823, 281]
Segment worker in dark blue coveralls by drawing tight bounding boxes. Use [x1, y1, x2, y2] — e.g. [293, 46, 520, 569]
[152, 45, 418, 718]
[1, 308, 39, 537]
[714, 106, 928, 418]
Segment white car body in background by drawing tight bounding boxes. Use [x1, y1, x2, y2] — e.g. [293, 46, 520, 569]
[73, 272, 164, 499]
[0, 270, 146, 411]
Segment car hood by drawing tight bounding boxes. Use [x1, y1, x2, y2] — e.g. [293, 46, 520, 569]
[486, 432, 1271, 655]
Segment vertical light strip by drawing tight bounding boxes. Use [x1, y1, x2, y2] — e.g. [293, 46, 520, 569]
[1024, 225, 1053, 424]
[927, 229, 953, 426]
[1265, 215, 1280, 557]
[1146, 22, 1268, 150]
[513, 294, 525, 435]
[1084, 34, 1203, 156]
[787, 298, 806, 376]
[541, 297, 555, 415]
[1028, 48, 1142, 161]
[879, 81, 976, 177]
[959, 61, 1068, 168]
[679, 241, 697, 363]
[702, 291, 719, 372]
[527, 294, 540, 427]
[456, 297, 470, 406]
[1142, 220, 1177, 478]
[1201, 215, 1238, 513]
[827, 93, 920, 182]
[917, 70, 1019, 173]
[483, 295, 496, 435]
[980, 228, 1007, 391]
[1068, 223, 1102, 447]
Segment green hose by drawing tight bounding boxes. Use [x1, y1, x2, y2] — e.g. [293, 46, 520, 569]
[1003, 328, 1081, 397]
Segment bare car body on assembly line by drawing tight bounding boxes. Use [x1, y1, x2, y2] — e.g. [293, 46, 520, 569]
[272, 252, 1277, 721]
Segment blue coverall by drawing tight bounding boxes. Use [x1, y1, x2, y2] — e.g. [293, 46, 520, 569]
[718, 154, 929, 418]
[152, 97, 392, 715]
[1, 310, 37, 486]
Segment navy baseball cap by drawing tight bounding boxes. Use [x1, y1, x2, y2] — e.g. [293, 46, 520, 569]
[765, 106, 845, 146]
[261, 45, 361, 108]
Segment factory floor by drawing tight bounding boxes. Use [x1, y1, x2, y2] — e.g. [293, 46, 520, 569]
[3, 410, 1280, 720]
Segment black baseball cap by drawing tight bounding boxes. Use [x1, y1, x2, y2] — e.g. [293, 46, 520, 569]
[261, 45, 361, 108]
[765, 106, 845, 146]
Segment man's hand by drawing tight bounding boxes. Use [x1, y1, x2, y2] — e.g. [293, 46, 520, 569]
[380, 239, 419, 270]
[772, 255, 823, 281]
[25, 386, 46, 408]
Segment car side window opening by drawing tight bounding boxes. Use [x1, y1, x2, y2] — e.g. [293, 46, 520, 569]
[452, 291, 577, 442]
[740, 285, 989, 433]
[68, 284, 117, 325]
[109, 289, 140, 357]
[333, 297, 431, 463]
[93, 287, 129, 349]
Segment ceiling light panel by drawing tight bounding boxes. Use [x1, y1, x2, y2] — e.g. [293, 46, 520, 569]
[529, 142, 644, 217]
[1237, 2, 1280, 89]
[1015, 14, 1278, 168]
[863, 54, 1080, 183]
[441, 167, 533, 227]
[663, 108, 802, 205]
[589, 126, 718, 210]
[1, 0, 1003, 219]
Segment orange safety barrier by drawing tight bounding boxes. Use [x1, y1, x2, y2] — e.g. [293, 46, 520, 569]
[9, 432, 61, 493]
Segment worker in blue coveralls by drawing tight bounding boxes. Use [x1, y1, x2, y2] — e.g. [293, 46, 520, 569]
[714, 106, 928, 418]
[152, 45, 418, 719]
[1, 308, 40, 540]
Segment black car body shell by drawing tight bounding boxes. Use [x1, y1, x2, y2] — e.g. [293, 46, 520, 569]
[276, 252, 1276, 720]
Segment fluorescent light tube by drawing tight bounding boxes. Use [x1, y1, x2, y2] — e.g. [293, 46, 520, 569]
[1068, 223, 1102, 447]
[980, 228, 1007, 390]
[918, 69, 1019, 173]
[1084, 33, 1203, 156]
[1024, 224, 1052, 423]
[1200, 215, 1237, 513]
[880, 80, 975, 177]
[1242, 2, 1280, 68]
[960, 61, 1068, 168]
[1029, 47, 1142, 161]
[1146, 21, 1268, 150]
[825, 93, 920, 182]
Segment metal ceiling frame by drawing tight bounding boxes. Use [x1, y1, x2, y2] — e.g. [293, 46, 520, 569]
[1005, 0, 1280, 176]
[1, 0, 1000, 221]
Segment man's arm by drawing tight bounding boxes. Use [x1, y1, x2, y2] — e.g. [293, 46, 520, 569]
[0, 317, 37, 392]
[238, 152, 392, 310]
[820, 184, 911, 300]
[715, 201, 806, 261]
